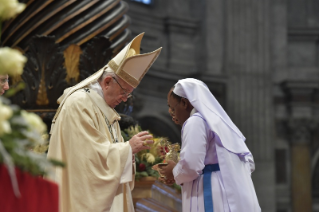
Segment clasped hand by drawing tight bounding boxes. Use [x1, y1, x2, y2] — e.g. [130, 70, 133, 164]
[129, 131, 153, 154]
[156, 160, 176, 185]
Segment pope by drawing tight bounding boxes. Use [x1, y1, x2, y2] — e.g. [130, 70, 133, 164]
[47, 33, 162, 212]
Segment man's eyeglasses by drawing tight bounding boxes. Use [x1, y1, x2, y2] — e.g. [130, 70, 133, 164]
[112, 77, 132, 98]
[0, 78, 9, 85]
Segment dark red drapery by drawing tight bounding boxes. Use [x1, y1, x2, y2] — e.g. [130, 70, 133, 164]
[0, 164, 59, 212]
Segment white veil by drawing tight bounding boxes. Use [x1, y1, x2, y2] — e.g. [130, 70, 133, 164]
[173, 78, 250, 154]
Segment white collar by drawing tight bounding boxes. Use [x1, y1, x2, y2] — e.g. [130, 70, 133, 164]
[88, 81, 104, 99]
[190, 108, 197, 116]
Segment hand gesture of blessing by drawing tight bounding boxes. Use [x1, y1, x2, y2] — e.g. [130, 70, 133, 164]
[129, 131, 153, 154]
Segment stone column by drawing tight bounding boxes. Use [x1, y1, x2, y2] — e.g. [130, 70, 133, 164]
[282, 81, 318, 212]
[223, 1, 275, 211]
[288, 119, 314, 212]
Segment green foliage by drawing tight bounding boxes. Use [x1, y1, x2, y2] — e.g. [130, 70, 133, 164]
[0, 99, 64, 176]
[4, 82, 25, 98]
[172, 183, 181, 193]
[135, 152, 161, 181]
[121, 125, 164, 181]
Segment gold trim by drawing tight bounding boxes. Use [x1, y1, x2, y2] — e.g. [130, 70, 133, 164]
[109, 25, 128, 41]
[116, 69, 139, 88]
[43, 1, 99, 35]
[76, 3, 126, 45]
[11, 0, 76, 48]
[1, 0, 35, 34]
[108, 59, 118, 72]
[2, 0, 53, 45]
[56, 0, 120, 43]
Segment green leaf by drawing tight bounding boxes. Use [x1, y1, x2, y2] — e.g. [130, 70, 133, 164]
[139, 171, 148, 177]
[49, 159, 66, 168]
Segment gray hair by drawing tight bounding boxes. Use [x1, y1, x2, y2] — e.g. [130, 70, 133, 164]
[98, 67, 116, 82]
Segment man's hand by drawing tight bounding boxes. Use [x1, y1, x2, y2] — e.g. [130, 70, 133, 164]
[129, 131, 153, 154]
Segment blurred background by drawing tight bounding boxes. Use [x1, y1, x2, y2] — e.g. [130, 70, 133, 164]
[2, 0, 319, 211]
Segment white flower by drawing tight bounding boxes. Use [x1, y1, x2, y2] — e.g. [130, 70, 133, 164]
[21, 111, 47, 145]
[142, 153, 155, 164]
[0, 0, 26, 21]
[0, 99, 13, 135]
[33, 143, 49, 154]
[0, 47, 27, 76]
[21, 111, 47, 135]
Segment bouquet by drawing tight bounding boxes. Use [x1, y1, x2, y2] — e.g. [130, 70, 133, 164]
[122, 125, 170, 180]
[0, 0, 63, 197]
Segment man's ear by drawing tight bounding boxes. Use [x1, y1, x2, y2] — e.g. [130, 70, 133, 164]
[101, 76, 112, 89]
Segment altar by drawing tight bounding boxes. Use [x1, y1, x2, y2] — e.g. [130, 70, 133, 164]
[133, 177, 182, 212]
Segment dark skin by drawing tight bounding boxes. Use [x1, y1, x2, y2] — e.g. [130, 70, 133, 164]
[158, 88, 193, 185]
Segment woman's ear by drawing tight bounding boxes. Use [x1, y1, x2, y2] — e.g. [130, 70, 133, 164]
[181, 98, 193, 111]
[181, 98, 189, 109]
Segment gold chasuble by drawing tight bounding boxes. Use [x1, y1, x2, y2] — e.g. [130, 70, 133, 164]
[47, 87, 134, 212]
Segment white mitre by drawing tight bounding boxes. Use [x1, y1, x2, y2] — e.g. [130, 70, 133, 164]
[108, 32, 162, 88]
[57, 33, 162, 106]
[50, 33, 162, 132]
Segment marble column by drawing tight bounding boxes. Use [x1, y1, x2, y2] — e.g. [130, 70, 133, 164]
[223, 1, 275, 211]
[288, 119, 314, 212]
[282, 81, 318, 212]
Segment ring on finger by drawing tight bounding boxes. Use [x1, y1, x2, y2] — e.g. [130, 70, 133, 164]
[143, 141, 147, 146]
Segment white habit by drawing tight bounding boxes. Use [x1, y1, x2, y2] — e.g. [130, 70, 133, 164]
[173, 78, 261, 212]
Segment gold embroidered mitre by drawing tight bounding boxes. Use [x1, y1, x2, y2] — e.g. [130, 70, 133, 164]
[107, 32, 162, 88]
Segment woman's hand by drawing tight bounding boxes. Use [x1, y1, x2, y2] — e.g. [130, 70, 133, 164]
[159, 160, 176, 180]
[158, 176, 175, 186]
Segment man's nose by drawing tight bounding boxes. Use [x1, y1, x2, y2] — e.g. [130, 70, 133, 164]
[4, 82, 9, 90]
[121, 95, 128, 102]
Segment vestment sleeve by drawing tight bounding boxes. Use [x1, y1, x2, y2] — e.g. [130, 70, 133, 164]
[120, 147, 133, 183]
[173, 116, 207, 185]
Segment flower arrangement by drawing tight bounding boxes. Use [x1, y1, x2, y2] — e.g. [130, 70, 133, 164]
[0, 0, 64, 196]
[0, 97, 64, 176]
[0, 47, 27, 76]
[0, 0, 27, 77]
[121, 125, 170, 180]
[122, 125, 182, 193]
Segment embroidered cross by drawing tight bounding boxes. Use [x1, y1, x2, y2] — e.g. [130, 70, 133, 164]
[84, 88, 90, 93]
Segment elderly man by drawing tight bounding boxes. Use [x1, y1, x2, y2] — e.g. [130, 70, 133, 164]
[0, 74, 9, 95]
[160, 78, 261, 212]
[47, 33, 161, 212]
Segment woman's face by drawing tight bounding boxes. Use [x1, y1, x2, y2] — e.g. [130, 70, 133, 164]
[0, 74, 9, 96]
[167, 90, 190, 126]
